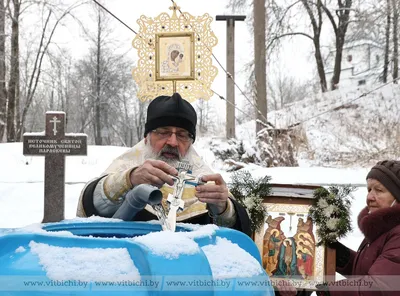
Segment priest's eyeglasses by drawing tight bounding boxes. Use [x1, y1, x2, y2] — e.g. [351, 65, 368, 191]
[152, 128, 194, 142]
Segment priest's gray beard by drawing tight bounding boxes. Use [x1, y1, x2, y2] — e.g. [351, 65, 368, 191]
[144, 137, 192, 168]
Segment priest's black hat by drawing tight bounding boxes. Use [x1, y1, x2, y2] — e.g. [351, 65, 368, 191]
[144, 93, 197, 141]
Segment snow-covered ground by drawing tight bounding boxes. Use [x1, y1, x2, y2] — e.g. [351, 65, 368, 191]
[267, 84, 400, 166]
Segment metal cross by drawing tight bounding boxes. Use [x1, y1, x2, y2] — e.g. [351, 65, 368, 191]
[166, 170, 197, 232]
[154, 161, 204, 232]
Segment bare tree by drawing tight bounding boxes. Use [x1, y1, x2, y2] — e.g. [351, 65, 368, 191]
[296, 0, 354, 91]
[132, 98, 148, 145]
[299, 0, 327, 92]
[0, 0, 84, 142]
[17, 2, 84, 140]
[6, 0, 20, 142]
[77, 2, 115, 145]
[268, 68, 313, 110]
[230, 0, 356, 92]
[384, 0, 391, 83]
[324, 0, 353, 90]
[346, 1, 385, 42]
[196, 99, 208, 134]
[94, 8, 102, 144]
[65, 7, 141, 146]
[42, 50, 75, 130]
[195, 98, 218, 136]
[392, 0, 398, 83]
[69, 59, 94, 134]
[0, 0, 6, 141]
[102, 64, 144, 146]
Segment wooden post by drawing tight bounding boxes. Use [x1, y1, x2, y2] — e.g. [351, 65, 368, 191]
[253, 0, 267, 133]
[23, 111, 87, 223]
[216, 15, 246, 139]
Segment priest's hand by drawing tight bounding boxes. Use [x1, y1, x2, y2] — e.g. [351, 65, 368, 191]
[195, 173, 229, 214]
[130, 159, 178, 188]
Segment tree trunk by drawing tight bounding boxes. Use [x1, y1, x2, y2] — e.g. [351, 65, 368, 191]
[94, 12, 102, 145]
[392, 0, 399, 83]
[331, 35, 346, 90]
[253, 0, 267, 133]
[300, 0, 327, 92]
[330, 0, 353, 90]
[383, 0, 391, 83]
[135, 101, 146, 143]
[314, 39, 328, 92]
[7, 0, 20, 142]
[65, 73, 70, 131]
[0, 0, 7, 142]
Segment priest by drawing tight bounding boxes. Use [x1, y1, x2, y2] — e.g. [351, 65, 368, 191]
[76, 93, 251, 236]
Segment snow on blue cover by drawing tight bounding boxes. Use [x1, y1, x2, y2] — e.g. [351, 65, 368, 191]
[0, 221, 275, 296]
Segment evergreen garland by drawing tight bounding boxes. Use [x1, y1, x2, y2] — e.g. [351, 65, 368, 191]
[228, 170, 271, 232]
[309, 185, 355, 246]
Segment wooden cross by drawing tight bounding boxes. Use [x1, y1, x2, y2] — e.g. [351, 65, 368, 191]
[23, 111, 87, 223]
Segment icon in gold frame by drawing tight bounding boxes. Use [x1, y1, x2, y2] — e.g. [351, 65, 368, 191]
[156, 32, 195, 81]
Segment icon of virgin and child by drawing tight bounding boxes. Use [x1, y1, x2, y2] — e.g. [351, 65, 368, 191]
[161, 43, 186, 76]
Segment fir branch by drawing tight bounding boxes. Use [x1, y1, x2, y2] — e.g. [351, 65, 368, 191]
[229, 170, 271, 232]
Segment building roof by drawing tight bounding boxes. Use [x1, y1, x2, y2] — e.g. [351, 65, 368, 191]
[328, 39, 383, 54]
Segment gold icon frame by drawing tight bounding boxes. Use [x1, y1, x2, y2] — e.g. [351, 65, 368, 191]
[131, 4, 218, 102]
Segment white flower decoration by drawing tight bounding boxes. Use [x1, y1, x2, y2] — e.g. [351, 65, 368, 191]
[323, 204, 337, 217]
[326, 218, 340, 230]
[317, 198, 329, 209]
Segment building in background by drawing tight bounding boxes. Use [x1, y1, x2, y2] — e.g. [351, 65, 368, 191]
[325, 39, 387, 89]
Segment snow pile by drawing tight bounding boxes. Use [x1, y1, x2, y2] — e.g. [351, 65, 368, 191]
[132, 231, 200, 259]
[131, 224, 219, 259]
[182, 224, 219, 239]
[15, 246, 26, 253]
[201, 237, 263, 279]
[29, 241, 141, 281]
